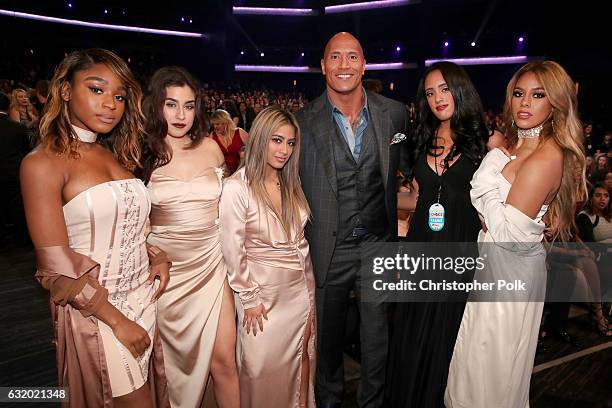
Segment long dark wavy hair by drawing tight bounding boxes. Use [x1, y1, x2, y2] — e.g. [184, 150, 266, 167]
[409, 61, 488, 180]
[39, 48, 144, 170]
[137, 66, 208, 183]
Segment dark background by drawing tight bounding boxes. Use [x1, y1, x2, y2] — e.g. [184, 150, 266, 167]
[1, 0, 610, 126]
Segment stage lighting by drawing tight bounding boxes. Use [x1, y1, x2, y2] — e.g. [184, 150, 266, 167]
[0, 8, 204, 37]
[301, 52, 305, 57]
[518, 37, 524, 42]
[260, 52, 265, 57]
[444, 41, 449, 47]
[470, 42, 476, 47]
[396, 46, 401, 52]
[425, 56, 531, 66]
[240, 51, 245, 55]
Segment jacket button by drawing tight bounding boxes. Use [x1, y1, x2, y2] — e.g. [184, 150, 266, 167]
[332, 231, 337, 236]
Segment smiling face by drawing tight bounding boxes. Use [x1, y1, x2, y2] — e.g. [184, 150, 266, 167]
[321, 33, 366, 97]
[511, 71, 553, 129]
[163, 85, 196, 139]
[266, 123, 296, 171]
[213, 121, 226, 135]
[424, 69, 455, 123]
[63, 63, 126, 133]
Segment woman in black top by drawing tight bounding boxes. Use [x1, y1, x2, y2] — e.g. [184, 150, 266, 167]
[386, 62, 488, 407]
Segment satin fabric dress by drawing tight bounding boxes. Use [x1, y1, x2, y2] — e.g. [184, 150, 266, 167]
[147, 167, 227, 408]
[219, 168, 316, 408]
[63, 178, 158, 398]
[445, 149, 549, 408]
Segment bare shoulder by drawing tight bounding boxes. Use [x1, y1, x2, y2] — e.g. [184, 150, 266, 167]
[528, 138, 563, 167]
[517, 139, 563, 187]
[238, 128, 249, 141]
[201, 137, 225, 162]
[20, 147, 65, 184]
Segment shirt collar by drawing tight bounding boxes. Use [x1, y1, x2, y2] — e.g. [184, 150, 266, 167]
[327, 87, 369, 119]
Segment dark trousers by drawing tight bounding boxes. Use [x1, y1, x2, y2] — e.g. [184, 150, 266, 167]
[315, 233, 388, 408]
[0, 180, 29, 247]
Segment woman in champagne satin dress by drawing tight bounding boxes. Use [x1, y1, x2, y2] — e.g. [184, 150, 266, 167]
[219, 106, 316, 408]
[139, 67, 239, 408]
[21, 49, 170, 407]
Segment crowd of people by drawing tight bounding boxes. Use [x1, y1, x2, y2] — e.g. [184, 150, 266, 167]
[0, 30, 610, 408]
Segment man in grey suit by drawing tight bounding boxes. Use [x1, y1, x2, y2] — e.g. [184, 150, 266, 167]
[296, 32, 409, 408]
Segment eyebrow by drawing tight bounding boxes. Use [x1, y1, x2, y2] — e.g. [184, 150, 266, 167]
[425, 82, 447, 91]
[329, 51, 360, 56]
[271, 134, 296, 140]
[514, 86, 545, 91]
[84, 76, 128, 92]
[165, 98, 196, 103]
[84, 76, 108, 84]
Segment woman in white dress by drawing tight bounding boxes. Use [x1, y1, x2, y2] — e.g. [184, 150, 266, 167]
[445, 61, 586, 408]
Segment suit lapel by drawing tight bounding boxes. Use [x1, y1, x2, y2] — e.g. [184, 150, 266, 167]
[367, 94, 391, 191]
[309, 96, 338, 195]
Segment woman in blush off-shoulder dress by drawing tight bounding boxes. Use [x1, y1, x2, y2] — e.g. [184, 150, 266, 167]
[138, 66, 239, 408]
[445, 61, 586, 408]
[20, 49, 170, 408]
[219, 106, 316, 408]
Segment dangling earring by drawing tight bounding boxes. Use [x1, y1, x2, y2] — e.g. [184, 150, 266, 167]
[551, 118, 555, 133]
[511, 119, 516, 129]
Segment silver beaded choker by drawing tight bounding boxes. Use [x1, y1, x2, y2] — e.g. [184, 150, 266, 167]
[517, 123, 543, 139]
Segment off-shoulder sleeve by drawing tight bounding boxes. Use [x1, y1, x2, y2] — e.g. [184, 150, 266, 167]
[219, 177, 262, 309]
[35, 246, 108, 317]
[470, 149, 545, 245]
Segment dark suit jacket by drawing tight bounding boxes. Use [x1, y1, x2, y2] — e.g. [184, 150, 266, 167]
[296, 91, 410, 286]
[238, 109, 256, 132]
[0, 114, 30, 182]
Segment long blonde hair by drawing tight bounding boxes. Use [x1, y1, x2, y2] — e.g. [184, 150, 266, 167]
[244, 106, 310, 234]
[210, 109, 236, 142]
[503, 60, 586, 241]
[10, 88, 35, 119]
[38, 48, 144, 171]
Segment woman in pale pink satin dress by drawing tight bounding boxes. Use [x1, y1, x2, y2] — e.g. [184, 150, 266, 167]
[20, 49, 170, 407]
[138, 66, 239, 408]
[219, 106, 316, 408]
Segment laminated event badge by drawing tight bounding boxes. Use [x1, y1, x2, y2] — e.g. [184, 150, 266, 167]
[428, 202, 445, 231]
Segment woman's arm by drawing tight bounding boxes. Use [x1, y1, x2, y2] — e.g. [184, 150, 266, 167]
[9, 107, 20, 123]
[219, 178, 267, 335]
[505, 148, 563, 219]
[21, 152, 152, 357]
[238, 128, 249, 145]
[397, 179, 418, 212]
[472, 147, 561, 244]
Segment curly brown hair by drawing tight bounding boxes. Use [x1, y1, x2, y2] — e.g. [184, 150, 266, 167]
[38, 48, 144, 171]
